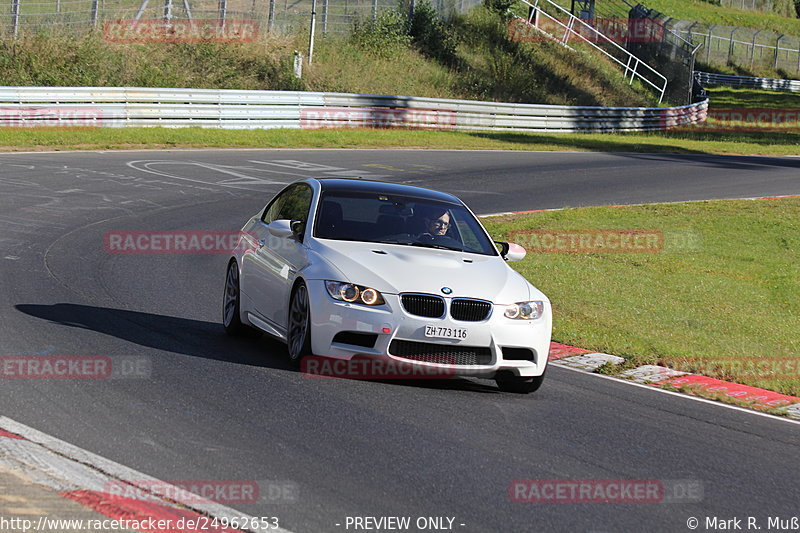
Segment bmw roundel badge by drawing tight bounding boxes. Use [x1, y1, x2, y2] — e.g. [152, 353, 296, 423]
[441, 287, 452, 294]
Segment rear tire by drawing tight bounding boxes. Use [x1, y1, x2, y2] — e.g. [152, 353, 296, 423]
[223, 260, 261, 338]
[495, 370, 545, 394]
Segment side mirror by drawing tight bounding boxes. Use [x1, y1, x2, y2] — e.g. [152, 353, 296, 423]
[496, 241, 526, 262]
[290, 220, 305, 237]
[268, 219, 294, 238]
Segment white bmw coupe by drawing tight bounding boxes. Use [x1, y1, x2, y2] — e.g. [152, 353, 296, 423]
[223, 178, 551, 393]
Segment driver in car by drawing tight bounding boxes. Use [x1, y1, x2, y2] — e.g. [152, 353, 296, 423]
[420, 208, 451, 238]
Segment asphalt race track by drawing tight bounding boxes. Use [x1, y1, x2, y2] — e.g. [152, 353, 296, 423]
[1, 149, 799, 532]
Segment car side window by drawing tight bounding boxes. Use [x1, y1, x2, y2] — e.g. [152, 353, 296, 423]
[262, 183, 313, 241]
[279, 184, 313, 223]
[262, 191, 287, 224]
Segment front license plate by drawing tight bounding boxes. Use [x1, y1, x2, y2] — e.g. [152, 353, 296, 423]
[424, 325, 468, 340]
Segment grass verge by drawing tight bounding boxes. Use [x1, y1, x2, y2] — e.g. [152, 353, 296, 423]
[0, 125, 797, 156]
[704, 86, 800, 109]
[481, 197, 800, 396]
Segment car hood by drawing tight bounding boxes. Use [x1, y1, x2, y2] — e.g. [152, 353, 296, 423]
[310, 239, 545, 303]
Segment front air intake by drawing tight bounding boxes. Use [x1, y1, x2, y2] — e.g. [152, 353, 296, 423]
[400, 294, 445, 318]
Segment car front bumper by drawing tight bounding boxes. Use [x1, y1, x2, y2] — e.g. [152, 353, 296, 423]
[306, 280, 551, 378]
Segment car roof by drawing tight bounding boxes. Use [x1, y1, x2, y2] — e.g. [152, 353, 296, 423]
[313, 178, 461, 204]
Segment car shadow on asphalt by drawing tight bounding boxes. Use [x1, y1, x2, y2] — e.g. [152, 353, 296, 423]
[15, 302, 294, 372]
[14, 303, 502, 394]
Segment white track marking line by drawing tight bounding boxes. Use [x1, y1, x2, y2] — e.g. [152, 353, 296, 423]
[125, 160, 295, 192]
[549, 363, 800, 426]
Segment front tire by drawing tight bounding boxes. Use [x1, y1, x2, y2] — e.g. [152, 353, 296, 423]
[495, 371, 545, 394]
[287, 282, 312, 365]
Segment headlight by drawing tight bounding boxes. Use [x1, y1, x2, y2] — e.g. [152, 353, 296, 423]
[325, 281, 385, 306]
[504, 301, 545, 320]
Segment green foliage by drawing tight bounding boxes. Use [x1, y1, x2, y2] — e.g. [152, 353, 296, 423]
[409, 0, 459, 66]
[766, 0, 797, 18]
[482, 0, 517, 19]
[0, 32, 300, 90]
[350, 2, 459, 66]
[0, 4, 658, 107]
[351, 9, 412, 58]
[450, 6, 655, 106]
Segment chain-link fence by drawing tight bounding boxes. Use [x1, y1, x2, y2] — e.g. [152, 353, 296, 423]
[0, 0, 481, 37]
[626, 5, 699, 105]
[591, 0, 800, 81]
[720, 0, 797, 18]
[671, 21, 800, 75]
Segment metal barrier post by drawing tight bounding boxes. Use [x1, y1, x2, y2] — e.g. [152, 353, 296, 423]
[707, 25, 714, 63]
[309, 0, 317, 64]
[750, 30, 760, 67]
[217, 0, 226, 27]
[11, 0, 20, 39]
[269, 0, 275, 32]
[293, 51, 303, 79]
[687, 22, 697, 45]
[623, 54, 632, 80]
[775, 35, 784, 70]
[630, 58, 640, 84]
[563, 16, 575, 44]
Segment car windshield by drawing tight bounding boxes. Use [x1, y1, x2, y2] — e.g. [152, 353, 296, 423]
[314, 191, 498, 256]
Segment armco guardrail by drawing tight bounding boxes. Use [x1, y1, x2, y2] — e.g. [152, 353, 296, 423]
[0, 87, 708, 133]
[695, 71, 800, 92]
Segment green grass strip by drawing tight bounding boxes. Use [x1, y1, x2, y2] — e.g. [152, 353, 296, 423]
[0, 126, 798, 156]
[482, 197, 800, 396]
